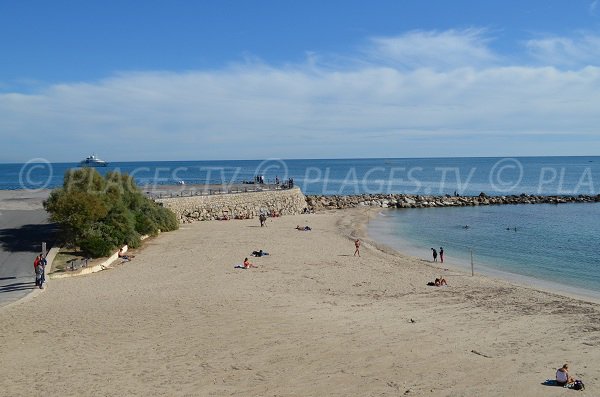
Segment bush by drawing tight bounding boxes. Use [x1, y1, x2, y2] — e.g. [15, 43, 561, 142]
[79, 235, 114, 257]
[44, 168, 179, 257]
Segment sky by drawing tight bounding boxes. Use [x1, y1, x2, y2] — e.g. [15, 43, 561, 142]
[1, 0, 600, 162]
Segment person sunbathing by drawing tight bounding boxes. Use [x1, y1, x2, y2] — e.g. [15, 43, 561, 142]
[118, 248, 134, 261]
[434, 277, 448, 286]
[296, 225, 311, 231]
[251, 250, 269, 257]
[243, 258, 257, 268]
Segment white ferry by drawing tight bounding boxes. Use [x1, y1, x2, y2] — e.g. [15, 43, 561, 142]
[80, 154, 108, 167]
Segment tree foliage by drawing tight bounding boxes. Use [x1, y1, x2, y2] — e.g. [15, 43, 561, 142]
[44, 168, 178, 257]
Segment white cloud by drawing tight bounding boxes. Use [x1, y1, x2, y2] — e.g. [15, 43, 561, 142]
[364, 29, 499, 69]
[1, 30, 600, 162]
[525, 33, 600, 67]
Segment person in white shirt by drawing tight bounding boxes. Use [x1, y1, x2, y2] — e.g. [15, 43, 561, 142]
[556, 364, 574, 386]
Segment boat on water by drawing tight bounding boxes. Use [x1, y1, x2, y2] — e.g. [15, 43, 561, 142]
[80, 154, 108, 167]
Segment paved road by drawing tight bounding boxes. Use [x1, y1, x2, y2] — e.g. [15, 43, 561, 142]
[0, 209, 58, 308]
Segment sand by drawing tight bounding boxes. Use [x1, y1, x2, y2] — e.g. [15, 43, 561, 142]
[0, 209, 598, 396]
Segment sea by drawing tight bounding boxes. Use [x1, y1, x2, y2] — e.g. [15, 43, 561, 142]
[2, 156, 600, 297]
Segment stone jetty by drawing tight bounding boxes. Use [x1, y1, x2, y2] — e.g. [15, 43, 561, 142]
[158, 187, 307, 223]
[305, 193, 600, 211]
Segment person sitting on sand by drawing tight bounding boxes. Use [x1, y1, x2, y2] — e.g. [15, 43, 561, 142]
[118, 248, 134, 261]
[243, 258, 257, 269]
[556, 364, 575, 386]
[427, 277, 447, 286]
[434, 277, 447, 286]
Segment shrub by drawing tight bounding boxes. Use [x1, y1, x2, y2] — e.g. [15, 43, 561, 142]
[44, 168, 179, 257]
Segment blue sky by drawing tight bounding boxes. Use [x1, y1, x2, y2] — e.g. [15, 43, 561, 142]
[1, 0, 600, 162]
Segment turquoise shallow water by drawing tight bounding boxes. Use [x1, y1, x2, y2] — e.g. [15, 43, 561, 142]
[368, 203, 600, 296]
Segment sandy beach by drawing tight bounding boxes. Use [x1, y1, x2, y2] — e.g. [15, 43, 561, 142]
[0, 209, 598, 396]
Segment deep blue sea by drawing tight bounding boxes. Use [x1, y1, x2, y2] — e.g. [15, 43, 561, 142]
[2, 156, 600, 196]
[2, 156, 600, 296]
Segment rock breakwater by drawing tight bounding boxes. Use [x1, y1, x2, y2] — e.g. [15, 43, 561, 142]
[306, 193, 600, 211]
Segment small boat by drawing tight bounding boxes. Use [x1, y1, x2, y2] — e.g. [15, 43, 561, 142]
[80, 154, 108, 167]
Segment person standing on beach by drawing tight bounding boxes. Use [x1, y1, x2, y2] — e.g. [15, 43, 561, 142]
[39, 254, 47, 286]
[259, 213, 267, 227]
[33, 254, 41, 286]
[431, 248, 438, 262]
[439, 247, 444, 263]
[354, 239, 361, 257]
[35, 254, 45, 288]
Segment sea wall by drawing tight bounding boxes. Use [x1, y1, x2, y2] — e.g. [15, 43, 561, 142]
[157, 187, 307, 223]
[306, 193, 600, 210]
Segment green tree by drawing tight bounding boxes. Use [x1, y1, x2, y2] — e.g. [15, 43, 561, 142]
[45, 168, 178, 257]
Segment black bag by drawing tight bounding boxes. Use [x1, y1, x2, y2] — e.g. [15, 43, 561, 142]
[572, 380, 585, 390]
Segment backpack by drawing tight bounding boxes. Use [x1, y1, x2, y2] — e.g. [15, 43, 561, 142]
[572, 380, 585, 390]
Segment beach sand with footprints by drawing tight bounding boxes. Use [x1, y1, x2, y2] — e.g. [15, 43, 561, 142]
[1, 208, 598, 396]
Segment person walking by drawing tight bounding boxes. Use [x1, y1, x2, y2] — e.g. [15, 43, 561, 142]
[431, 248, 438, 262]
[354, 239, 361, 257]
[439, 247, 444, 263]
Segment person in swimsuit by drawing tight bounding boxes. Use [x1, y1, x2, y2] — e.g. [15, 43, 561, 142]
[243, 258, 257, 268]
[439, 247, 444, 263]
[354, 239, 361, 257]
[118, 248, 134, 261]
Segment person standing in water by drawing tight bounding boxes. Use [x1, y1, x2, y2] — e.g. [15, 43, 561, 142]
[431, 248, 438, 262]
[439, 247, 444, 263]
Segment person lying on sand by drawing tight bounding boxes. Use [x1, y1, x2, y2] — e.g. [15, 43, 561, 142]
[251, 250, 269, 257]
[296, 225, 311, 231]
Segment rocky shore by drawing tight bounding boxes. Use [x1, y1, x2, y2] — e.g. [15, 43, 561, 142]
[306, 192, 600, 210]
